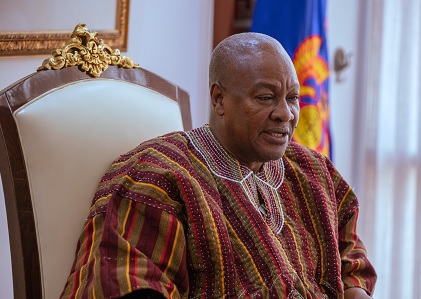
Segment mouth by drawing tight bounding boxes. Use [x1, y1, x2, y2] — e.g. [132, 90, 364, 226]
[262, 129, 290, 144]
[268, 131, 288, 138]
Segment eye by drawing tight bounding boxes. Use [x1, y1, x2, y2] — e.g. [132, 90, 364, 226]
[256, 95, 274, 101]
[287, 95, 299, 102]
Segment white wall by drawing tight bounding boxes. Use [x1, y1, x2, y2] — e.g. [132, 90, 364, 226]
[125, 1, 214, 129]
[0, 1, 214, 297]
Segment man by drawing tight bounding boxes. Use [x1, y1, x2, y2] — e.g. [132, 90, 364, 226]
[61, 33, 376, 298]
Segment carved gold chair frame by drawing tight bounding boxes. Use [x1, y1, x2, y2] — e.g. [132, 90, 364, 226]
[38, 23, 139, 77]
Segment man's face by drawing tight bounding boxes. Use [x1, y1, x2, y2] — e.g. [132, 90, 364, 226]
[212, 47, 300, 172]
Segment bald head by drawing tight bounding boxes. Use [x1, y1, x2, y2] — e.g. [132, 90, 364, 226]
[209, 32, 291, 87]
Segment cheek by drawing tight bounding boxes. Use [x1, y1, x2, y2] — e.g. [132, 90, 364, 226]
[230, 102, 258, 122]
[292, 106, 300, 123]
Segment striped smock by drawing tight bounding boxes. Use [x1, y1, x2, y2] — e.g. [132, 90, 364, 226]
[60, 125, 376, 298]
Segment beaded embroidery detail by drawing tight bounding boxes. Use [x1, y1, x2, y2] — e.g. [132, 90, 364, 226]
[186, 125, 285, 234]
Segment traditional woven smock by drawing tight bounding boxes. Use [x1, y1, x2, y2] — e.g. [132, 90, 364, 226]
[61, 125, 376, 298]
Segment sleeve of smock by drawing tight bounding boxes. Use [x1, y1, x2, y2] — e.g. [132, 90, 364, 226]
[326, 158, 377, 296]
[60, 152, 189, 299]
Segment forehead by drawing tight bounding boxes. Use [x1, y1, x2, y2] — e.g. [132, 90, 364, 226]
[227, 46, 298, 87]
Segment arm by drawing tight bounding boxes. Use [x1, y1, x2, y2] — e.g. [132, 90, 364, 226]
[344, 287, 372, 299]
[337, 199, 376, 296]
[61, 151, 189, 298]
[121, 289, 166, 298]
[326, 158, 377, 296]
[61, 193, 189, 299]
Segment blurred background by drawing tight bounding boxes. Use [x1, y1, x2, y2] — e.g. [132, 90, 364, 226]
[0, 1, 420, 298]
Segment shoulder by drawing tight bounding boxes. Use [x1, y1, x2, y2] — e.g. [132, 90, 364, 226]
[141, 130, 190, 150]
[91, 130, 191, 213]
[285, 141, 330, 166]
[116, 130, 190, 162]
[96, 130, 191, 187]
[284, 141, 341, 181]
[285, 142, 354, 201]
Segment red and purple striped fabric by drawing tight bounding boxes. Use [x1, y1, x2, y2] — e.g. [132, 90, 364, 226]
[61, 126, 376, 298]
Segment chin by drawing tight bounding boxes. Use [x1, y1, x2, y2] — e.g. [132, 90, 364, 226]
[261, 151, 285, 162]
[268, 146, 287, 160]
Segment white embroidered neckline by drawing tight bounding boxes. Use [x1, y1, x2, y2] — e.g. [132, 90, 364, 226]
[186, 125, 285, 234]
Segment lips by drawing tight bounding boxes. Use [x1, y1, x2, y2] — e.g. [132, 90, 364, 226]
[268, 132, 286, 138]
[262, 129, 290, 144]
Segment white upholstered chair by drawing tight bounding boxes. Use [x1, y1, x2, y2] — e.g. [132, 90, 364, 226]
[0, 24, 191, 299]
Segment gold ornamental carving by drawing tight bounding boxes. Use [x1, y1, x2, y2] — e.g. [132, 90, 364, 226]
[38, 23, 139, 78]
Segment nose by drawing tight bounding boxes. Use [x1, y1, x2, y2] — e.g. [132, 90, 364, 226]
[270, 99, 294, 122]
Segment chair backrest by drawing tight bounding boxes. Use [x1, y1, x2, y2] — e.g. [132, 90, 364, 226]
[0, 24, 191, 299]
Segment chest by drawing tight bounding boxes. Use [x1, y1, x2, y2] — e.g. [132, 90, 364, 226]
[183, 173, 341, 297]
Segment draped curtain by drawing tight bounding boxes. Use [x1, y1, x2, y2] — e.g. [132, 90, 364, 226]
[354, 0, 421, 298]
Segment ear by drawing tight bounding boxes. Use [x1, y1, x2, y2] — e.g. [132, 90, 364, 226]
[210, 82, 225, 116]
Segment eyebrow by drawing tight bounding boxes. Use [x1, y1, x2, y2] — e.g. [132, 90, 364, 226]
[250, 81, 300, 95]
[251, 82, 278, 90]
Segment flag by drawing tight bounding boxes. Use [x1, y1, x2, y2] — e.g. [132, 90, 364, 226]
[251, 0, 332, 158]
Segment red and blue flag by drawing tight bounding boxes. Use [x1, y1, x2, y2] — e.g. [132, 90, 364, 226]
[251, 0, 331, 158]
